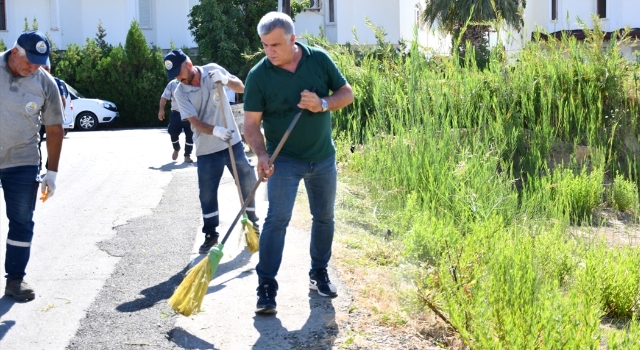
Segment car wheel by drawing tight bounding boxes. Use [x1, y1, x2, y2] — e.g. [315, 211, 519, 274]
[76, 112, 98, 131]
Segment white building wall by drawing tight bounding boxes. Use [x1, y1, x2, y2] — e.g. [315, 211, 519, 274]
[1, 0, 50, 46]
[0, 0, 197, 50]
[155, 0, 195, 49]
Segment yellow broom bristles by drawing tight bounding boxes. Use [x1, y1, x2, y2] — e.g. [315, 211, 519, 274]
[242, 222, 259, 253]
[168, 256, 212, 316]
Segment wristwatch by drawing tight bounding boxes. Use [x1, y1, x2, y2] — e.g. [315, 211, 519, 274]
[321, 98, 329, 112]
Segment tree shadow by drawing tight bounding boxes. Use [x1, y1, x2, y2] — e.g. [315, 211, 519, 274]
[252, 291, 338, 349]
[148, 162, 198, 172]
[0, 295, 16, 341]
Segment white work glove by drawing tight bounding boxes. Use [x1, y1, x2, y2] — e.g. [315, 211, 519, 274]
[208, 69, 229, 85]
[40, 171, 57, 199]
[212, 126, 234, 142]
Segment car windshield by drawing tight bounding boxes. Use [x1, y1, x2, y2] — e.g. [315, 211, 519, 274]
[65, 84, 85, 98]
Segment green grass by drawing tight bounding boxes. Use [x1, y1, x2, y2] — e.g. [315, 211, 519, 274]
[321, 19, 640, 348]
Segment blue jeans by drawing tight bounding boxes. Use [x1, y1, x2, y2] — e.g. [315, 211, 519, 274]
[168, 111, 193, 156]
[256, 155, 337, 289]
[196, 141, 259, 235]
[1, 166, 39, 280]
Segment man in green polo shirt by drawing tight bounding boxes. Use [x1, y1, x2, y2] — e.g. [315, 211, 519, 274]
[243, 11, 354, 314]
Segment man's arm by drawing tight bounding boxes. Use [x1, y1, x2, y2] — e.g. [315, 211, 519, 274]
[244, 111, 273, 178]
[186, 116, 214, 134]
[299, 83, 354, 113]
[44, 124, 64, 171]
[226, 75, 245, 94]
[158, 97, 167, 121]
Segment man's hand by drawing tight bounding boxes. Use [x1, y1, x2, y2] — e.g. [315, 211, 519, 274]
[209, 69, 229, 85]
[298, 89, 323, 113]
[256, 154, 274, 181]
[212, 126, 234, 142]
[40, 171, 58, 200]
[158, 110, 165, 121]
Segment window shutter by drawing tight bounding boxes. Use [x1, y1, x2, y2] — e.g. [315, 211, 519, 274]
[50, 0, 60, 30]
[0, 0, 6, 31]
[139, 0, 151, 28]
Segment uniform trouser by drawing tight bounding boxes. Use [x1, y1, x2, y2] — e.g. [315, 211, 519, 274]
[256, 155, 337, 290]
[1, 165, 39, 280]
[168, 111, 193, 156]
[196, 141, 259, 236]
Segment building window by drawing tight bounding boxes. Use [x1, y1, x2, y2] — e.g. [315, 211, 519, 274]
[597, 0, 606, 18]
[328, 0, 334, 23]
[551, 0, 557, 21]
[139, 0, 151, 28]
[50, 0, 60, 30]
[0, 0, 6, 30]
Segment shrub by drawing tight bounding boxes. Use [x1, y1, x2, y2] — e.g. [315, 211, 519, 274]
[610, 173, 639, 212]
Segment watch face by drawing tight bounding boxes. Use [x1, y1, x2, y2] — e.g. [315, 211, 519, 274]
[322, 99, 328, 111]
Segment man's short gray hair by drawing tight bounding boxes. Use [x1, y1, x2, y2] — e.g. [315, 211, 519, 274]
[257, 11, 295, 39]
[13, 43, 26, 57]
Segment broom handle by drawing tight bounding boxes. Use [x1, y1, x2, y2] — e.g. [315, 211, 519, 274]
[219, 88, 314, 245]
[216, 82, 245, 207]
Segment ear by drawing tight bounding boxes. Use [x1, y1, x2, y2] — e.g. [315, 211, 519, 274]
[290, 34, 297, 44]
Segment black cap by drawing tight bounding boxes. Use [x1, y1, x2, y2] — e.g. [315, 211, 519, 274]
[163, 49, 187, 80]
[17, 30, 50, 65]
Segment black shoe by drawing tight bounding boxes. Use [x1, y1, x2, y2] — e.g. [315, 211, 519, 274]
[309, 268, 338, 297]
[5, 278, 36, 301]
[252, 223, 260, 237]
[255, 283, 277, 314]
[198, 233, 219, 254]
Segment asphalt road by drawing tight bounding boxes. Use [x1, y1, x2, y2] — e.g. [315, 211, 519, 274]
[0, 128, 349, 349]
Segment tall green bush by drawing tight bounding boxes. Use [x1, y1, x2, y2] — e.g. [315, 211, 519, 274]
[56, 21, 166, 127]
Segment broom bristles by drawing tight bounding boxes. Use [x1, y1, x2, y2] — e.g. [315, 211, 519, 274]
[168, 256, 212, 316]
[242, 222, 259, 253]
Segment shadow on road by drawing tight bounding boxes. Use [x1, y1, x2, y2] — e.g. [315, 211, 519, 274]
[0, 295, 16, 341]
[205, 247, 255, 295]
[148, 162, 198, 172]
[168, 327, 218, 349]
[115, 266, 190, 312]
[252, 292, 338, 349]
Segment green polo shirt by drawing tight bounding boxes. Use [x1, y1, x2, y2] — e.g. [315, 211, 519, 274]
[244, 42, 347, 162]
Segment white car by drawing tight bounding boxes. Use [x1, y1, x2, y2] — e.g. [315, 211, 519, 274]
[65, 84, 119, 131]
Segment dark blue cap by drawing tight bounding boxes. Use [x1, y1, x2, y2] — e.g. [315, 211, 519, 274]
[17, 30, 50, 65]
[163, 49, 187, 80]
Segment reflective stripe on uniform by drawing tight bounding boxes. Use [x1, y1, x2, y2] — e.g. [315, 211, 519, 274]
[246, 207, 255, 212]
[203, 211, 219, 219]
[7, 239, 31, 247]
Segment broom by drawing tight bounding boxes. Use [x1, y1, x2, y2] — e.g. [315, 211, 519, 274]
[216, 82, 259, 253]
[168, 97, 310, 316]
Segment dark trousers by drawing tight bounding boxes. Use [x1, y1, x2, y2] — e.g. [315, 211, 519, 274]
[196, 142, 259, 235]
[168, 111, 193, 156]
[1, 165, 40, 280]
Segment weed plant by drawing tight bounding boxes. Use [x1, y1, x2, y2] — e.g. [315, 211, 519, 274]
[317, 19, 640, 348]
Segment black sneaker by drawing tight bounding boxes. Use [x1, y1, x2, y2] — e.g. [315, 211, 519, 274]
[309, 268, 338, 297]
[5, 278, 36, 301]
[198, 233, 219, 254]
[252, 223, 260, 237]
[255, 283, 277, 314]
